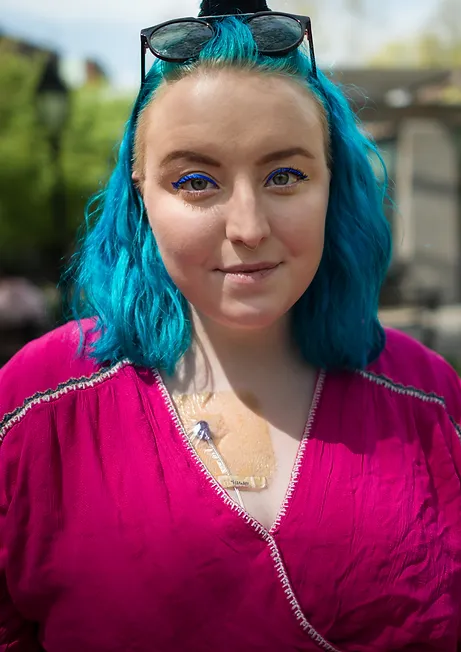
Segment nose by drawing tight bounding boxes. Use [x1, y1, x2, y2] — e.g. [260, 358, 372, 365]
[224, 183, 271, 250]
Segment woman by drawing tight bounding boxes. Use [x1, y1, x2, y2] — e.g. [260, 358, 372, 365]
[1, 0, 460, 650]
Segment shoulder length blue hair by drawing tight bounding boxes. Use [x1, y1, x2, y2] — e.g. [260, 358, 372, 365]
[64, 17, 392, 374]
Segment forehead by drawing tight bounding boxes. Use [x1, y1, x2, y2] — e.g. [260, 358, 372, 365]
[143, 69, 327, 162]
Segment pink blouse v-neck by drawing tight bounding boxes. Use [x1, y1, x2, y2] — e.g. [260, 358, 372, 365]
[1, 319, 461, 652]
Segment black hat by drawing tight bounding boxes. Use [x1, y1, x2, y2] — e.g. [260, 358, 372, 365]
[198, 0, 271, 17]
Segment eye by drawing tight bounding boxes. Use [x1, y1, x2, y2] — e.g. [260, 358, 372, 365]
[265, 167, 309, 188]
[172, 173, 219, 194]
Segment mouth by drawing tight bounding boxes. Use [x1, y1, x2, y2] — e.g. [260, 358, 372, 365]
[216, 261, 281, 285]
[218, 262, 280, 274]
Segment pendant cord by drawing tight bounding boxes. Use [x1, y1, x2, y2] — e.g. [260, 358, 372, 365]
[189, 423, 245, 510]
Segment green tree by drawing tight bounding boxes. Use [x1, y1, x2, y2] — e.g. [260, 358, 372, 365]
[370, 0, 461, 69]
[371, 33, 461, 68]
[63, 86, 133, 245]
[0, 41, 132, 279]
[0, 43, 53, 271]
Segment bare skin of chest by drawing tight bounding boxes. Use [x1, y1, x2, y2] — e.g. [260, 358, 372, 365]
[173, 379, 315, 530]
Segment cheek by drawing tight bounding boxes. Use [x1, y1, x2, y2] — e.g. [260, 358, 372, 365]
[275, 190, 328, 259]
[144, 195, 221, 268]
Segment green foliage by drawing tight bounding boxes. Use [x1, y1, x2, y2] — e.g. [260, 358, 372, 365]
[370, 0, 461, 76]
[0, 41, 133, 277]
[64, 87, 133, 232]
[0, 44, 52, 261]
[371, 34, 461, 69]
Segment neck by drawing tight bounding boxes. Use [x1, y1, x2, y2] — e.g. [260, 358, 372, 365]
[172, 310, 307, 395]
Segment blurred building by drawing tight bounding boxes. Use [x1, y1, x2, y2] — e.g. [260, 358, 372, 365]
[335, 68, 461, 307]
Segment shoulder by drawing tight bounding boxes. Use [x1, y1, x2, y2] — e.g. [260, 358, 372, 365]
[0, 319, 131, 439]
[361, 327, 461, 425]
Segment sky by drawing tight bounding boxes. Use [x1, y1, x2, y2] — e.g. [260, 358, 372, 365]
[1, 0, 438, 90]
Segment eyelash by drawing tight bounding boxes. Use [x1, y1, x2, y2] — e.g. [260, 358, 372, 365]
[171, 168, 310, 197]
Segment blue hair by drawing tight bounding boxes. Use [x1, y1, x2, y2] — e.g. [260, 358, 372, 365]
[64, 17, 392, 373]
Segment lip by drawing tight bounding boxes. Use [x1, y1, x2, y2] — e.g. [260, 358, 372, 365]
[218, 262, 280, 273]
[216, 262, 281, 286]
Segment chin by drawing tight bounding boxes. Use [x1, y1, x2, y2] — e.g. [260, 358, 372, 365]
[212, 306, 286, 331]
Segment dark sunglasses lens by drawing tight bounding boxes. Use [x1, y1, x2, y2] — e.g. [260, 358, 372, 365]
[249, 15, 303, 52]
[149, 21, 213, 60]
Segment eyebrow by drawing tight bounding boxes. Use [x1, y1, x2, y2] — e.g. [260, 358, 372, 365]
[159, 146, 315, 168]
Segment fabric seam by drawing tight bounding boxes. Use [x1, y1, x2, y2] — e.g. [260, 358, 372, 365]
[0, 360, 131, 443]
[357, 369, 461, 441]
[270, 369, 326, 533]
[153, 369, 342, 652]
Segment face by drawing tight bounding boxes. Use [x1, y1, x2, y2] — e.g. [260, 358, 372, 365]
[136, 69, 330, 333]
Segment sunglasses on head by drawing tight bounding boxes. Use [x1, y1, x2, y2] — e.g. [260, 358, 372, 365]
[140, 11, 317, 86]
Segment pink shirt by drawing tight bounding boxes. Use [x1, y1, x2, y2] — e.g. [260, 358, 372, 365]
[1, 319, 461, 651]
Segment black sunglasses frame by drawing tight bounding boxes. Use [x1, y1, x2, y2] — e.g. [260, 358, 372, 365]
[140, 11, 317, 86]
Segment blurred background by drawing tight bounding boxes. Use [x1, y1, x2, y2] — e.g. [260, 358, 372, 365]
[0, 0, 460, 369]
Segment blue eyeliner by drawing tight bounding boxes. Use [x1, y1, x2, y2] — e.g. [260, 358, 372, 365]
[172, 173, 217, 190]
[172, 168, 309, 192]
[266, 167, 308, 183]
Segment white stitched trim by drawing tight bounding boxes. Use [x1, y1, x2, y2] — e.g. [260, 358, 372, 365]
[270, 369, 326, 533]
[154, 370, 263, 528]
[357, 370, 446, 407]
[450, 416, 461, 442]
[266, 538, 342, 652]
[154, 370, 342, 652]
[358, 369, 461, 443]
[0, 360, 130, 443]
